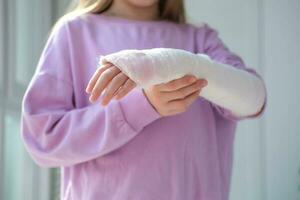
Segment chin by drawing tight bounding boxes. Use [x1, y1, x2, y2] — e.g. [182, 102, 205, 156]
[126, 0, 159, 8]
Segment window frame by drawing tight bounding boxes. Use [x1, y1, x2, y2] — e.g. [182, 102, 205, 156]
[1, 0, 55, 200]
[7, 0, 54, 105]
[0, 0, 6, 196]
[0, 0, 4, 95]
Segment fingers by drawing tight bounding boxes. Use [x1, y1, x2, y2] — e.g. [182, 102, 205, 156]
[143, 78, 207, 117]
[157, 75, 197, 92]
[86, 63, 113, 93]
[164, 79, 207, 101]
[168, 90, 201, 112]
[89, 66, 121, 102]
[114, 79, 137, 100]
[101, 73, 129, 105]
[183, 90, 201, 107]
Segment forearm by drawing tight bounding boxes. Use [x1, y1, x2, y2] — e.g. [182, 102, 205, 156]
[192, 53, 266, 117]
[21, 73, 160, 167]
[100, 48, 266, 117]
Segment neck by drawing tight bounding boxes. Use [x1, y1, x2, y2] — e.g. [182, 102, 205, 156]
[104, 0, 159, 21]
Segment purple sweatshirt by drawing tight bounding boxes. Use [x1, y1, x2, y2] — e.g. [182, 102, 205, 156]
[21, 13, 265, 200]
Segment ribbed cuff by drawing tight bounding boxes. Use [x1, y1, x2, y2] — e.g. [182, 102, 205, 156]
[119, 89, 161, 132]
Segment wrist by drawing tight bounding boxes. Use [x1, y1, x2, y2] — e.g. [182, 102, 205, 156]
[142, 89, 161, 116]
[119, 89, 161, 131]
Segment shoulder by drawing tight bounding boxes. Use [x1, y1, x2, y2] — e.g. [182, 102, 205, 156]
[52, 13, 101, 34]
[181, 22, 221, 43]
[190, 22, 220, 39]
[48, 12, 106, 47]
[189, 22, 224, 52]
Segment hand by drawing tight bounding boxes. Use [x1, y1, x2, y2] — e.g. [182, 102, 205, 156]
[85, 63, 136, 105]
[143, 75, 207, 116]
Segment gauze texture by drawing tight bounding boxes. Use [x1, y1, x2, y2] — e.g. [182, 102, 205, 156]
[100, 48, 266, 117]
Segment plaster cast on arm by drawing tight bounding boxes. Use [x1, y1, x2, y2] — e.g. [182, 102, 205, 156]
[100, 48, 266, 117]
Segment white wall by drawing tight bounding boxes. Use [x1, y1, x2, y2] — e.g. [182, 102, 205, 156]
[264, 0, 300, 199]
[185, 0, 300, 200]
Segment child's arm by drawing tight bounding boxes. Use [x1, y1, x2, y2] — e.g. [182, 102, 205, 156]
[96, 47, 266, 118]
[22, 74, 160, 168]
[85, 63, 138, 105]
[199, 24, 267, 120]
[21, 21, 161, 168]
[86, 65, 207, 116]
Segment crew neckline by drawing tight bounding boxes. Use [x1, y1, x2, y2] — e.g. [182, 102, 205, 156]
[86, 13, 177, 27]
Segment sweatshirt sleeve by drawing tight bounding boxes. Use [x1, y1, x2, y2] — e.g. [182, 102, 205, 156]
[197, 24, 267, 121]
[21, 20, 161, 168]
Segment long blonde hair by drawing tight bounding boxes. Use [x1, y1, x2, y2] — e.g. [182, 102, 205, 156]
[62, 0, 186, 23]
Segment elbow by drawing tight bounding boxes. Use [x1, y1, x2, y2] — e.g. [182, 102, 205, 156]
[21, 129, 61, 168]
[245, 76, 267, 118]
[22, 137, 69, 168]
[231, 76, 267, 118]
[21, 115, 66, 168]
[29, 153, 59, 168]
[252, 76, 267, 116]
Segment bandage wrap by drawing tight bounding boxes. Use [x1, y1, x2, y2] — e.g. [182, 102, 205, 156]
[100, 48, 266, 117]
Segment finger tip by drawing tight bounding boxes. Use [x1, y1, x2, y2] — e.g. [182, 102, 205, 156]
[198, 79, 207, 86]
[189, 77, 197, 83]
[101, 101, 108, 106]
[89, 96, 95, 103]
[86, 88, 92, 94]
[115, 93, 122, 99]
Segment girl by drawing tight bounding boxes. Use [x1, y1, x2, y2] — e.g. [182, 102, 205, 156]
[21, 0, 266, 200]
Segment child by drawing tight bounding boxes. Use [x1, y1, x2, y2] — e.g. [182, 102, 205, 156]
[21, 0, 266, 200]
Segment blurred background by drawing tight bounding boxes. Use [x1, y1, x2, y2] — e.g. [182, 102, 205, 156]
[0, 0, 299, 200]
